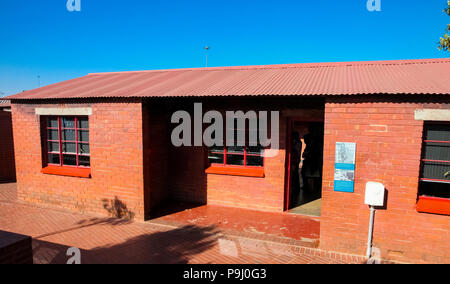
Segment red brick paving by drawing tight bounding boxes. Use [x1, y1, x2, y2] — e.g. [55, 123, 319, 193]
[150, 200, 320, 247]
[0, 183, 366, 264]
[0, 182, 17, 202]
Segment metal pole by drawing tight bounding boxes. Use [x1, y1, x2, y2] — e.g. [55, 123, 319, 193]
[366, 206, 375, 259]
[204, 46, 210, 67]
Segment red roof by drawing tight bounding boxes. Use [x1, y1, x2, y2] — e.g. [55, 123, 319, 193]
[6, 58, 450, 100]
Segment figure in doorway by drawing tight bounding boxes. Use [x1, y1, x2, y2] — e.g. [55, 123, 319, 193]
[290, 131, 302, 207]
[301, 124, 324, 195]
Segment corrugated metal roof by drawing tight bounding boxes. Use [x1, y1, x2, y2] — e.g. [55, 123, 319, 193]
[6, 58, 450, 100]
[0, 100, 10, 107]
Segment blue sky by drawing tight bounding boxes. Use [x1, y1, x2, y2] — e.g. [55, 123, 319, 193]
[0, 0, 449, 96]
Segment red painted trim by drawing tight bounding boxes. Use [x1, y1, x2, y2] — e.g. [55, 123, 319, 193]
[214, 148, 264, 167]
[422, 159, 450, 164]
[58, 117, 63, 166]
[420, 178, 450, 184]
[41, 166, 91, 178]
[284, 119, 293, 211]
[46, 116, 90, 168]
[417, 196, 450, 216]
[424, 140, 450, 144]
[205, 166, 265, 178]
[75, 117, 78, 167]
[223, 147, 227, 165]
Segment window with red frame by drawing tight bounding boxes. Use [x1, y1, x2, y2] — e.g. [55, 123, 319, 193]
[208, 121, 265, 168]
[418, 123, 450, 199]
[46, 116, 90, 168]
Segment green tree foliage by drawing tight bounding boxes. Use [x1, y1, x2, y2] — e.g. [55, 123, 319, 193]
[438, 1, 450, 51]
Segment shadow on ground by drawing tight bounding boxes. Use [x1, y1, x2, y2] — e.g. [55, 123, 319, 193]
[32, 225, 218, 264]
[149, 200, 204, 220]
[102, 196, 135, 220]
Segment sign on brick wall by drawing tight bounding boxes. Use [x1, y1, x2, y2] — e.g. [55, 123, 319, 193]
[334, 142, 356, 193]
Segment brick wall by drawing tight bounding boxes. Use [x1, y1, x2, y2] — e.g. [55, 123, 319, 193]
[11, 102, 146, 220]
[320, 97, 450, 263]
[168, 145, 208, 204]
[0, 109, 16, 182]
[143, 104, 170, 216]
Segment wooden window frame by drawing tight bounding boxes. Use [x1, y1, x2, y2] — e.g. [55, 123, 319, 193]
[206, 120, 265, 178]
[417, 122, 450, 215]
[41, 116, 91, 178]
[208, 147, 265, 169]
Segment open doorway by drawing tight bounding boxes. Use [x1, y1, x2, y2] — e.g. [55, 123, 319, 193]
[285, 119, 324, 217]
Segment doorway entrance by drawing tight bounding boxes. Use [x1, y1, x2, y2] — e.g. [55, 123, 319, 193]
[285, 119, 324, 217]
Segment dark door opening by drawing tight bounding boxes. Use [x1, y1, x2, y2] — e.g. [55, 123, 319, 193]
[285, 119, 324, 216]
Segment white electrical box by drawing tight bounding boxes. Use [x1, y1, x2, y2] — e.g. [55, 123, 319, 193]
[365, 182, 385, 207]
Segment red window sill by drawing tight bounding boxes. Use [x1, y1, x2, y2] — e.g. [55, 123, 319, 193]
[205, 166, 265, 178]
[417, 196, 450, 216]
[41, 166, 91, 178]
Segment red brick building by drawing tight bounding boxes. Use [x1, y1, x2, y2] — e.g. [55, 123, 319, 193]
[0, 100, 16, 182]
[6, 59, 450, 263]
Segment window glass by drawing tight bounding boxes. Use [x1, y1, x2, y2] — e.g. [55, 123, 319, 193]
[226, 154, 245, 166]
[77, 117, 89, 129]
[48, 142, 60, 153]
[419, 181, 450, 199]
[48, 117, 59, 128]
[247, 146, 264, 155]
[247, 156, 264, 167]
[48, 154, 60, 165]
[63, 155, 77, 166]
[62, 117, 75, 128]
[227, 146, 245, 154]
[78, 156, 90, 167]
[209, 146, 224, 153]
[47, 130, 59, 140]
[208, 152, 224, 165]
[62, 129, 76, 141]
[422, 142, 450, 162]
[78, 130, 89, 142]
[62, 142, 76, 154]
[422, 162, 450, 181]
[78, 144, 90, 155]
[424, 124, 450, 141]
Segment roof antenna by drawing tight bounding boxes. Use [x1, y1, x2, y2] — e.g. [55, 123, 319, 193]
[204, 46, 210, 67]
[37, 75, 41, 88]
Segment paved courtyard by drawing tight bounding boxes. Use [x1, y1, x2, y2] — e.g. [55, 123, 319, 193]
[0, 183, 366, 264]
